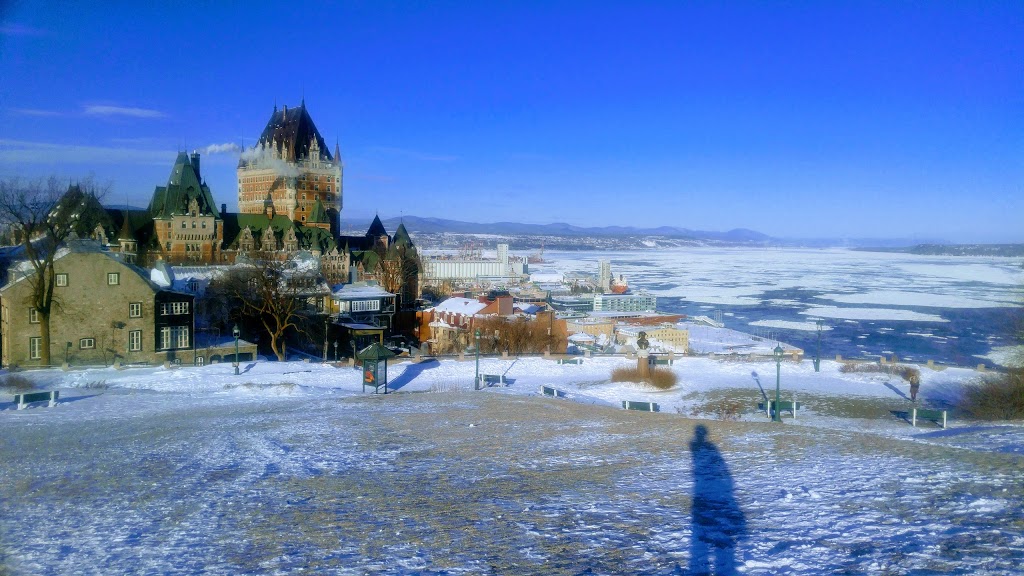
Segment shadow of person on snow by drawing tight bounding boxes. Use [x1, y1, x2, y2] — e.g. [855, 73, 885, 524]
[688, 424, 746, 575]
[386, 359, 440, 391]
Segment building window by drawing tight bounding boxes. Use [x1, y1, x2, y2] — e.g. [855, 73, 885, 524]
[327, 185, 331, 192]
[29, 337, 41, 360]
[326, 194, 332, 201]
[188, 280, 199, 292]
[314, 185, 319, 191]
[80, 338, 96, 349]
[129, 330, 142, 352]
[29, 308, 39, 323]
[129, 302, 142, 318]
[192, 221, 197, 228]
[352, 299, 381, 312]
[181, 221, 186, 228]
[159, 326, 190, 350]
[107, 272, 119, 285]
[56, 273, 68, 287]
[301, 216, 306, 222]
[160, 301, 190, 315]
[202, 221, 207, 229]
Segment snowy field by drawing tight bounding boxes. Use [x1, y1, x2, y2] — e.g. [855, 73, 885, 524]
[2, 356, 1023, 575]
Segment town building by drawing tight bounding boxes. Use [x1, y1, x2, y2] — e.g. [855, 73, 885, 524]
[237, 101, 342, 231]
[616, 324, 690, 354]
[421, 243, 527, 284]
[1, 239, 196, 367]
[593, 292, 658, 312]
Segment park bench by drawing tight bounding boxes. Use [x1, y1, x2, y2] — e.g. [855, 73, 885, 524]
[478, 373, 506, 386]
[758, 398, 801, 419]
[622, 400, 659, 412]
[558, 358, 583, 365]
[652, 357, 673, 366]
[540, 385, 566, 398]
[911, 407, 947, 428]
[14, 390, 59, 410]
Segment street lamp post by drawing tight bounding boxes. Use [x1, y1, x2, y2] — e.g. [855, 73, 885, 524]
[232, 324, 240, 376]
[333, 341, 338, 362]
[814, 319, 824, 372]
[773, 344, 784, 422]
[474, 329, 481, 390]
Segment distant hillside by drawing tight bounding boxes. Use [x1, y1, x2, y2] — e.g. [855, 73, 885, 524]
[855, 244, 1024, 257]
[373, 215, 771, 242]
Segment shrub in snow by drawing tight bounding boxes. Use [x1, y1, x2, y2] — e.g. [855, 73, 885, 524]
[959, 369, 1024, 420]
[839, 361, 920, 385]
[610, 366, 677, 390]
[0, 374, 33, 392]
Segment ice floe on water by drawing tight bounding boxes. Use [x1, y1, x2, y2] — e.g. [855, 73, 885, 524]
[749, 319, 834, 331]
[800, 306, 949, 322]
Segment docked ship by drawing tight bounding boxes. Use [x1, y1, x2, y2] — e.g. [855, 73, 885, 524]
[610, 274, 629, 294]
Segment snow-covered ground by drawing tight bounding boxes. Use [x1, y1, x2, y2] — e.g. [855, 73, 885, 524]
[2, 356, 1022, 574]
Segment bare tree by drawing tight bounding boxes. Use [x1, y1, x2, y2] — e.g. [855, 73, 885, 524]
[0, 177, 107, 365]
[208, 253, 324, 361]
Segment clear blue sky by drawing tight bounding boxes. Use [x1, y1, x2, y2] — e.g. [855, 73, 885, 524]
[1, 2, 1021, 242]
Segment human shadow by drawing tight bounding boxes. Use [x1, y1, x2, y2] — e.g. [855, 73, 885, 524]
[689, 424, 746, 575]
[386, 359, 440, 391]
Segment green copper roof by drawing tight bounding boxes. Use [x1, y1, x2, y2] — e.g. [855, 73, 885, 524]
[148, 152, 220, 219]
[308, 199, 329, 223]
[393, 222, 413, 246]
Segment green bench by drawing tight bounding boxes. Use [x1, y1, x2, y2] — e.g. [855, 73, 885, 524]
[557, 358, 583, 365]
[622, 400, 659, 413]
[14, 390, 59, 410]
[540, 385, 566, 398]
[911, 407, 947, 428]
[652, 357, 673, 366]
[758, 399, 801, 419]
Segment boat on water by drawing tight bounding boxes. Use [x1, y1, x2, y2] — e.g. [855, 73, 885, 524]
[610, 274, 629, 294]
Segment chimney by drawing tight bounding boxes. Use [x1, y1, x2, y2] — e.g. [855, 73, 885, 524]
[221, 203, 227, 215]
[190, 151, 201, 179]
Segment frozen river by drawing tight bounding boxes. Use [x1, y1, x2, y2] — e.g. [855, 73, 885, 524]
[541, 247, 1024, 367]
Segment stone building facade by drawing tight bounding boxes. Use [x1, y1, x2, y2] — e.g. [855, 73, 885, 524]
[237, 102, 342, 231]
[1, 240, 195, 367]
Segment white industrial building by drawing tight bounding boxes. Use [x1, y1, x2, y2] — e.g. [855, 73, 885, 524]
[422, 243, 528, 283]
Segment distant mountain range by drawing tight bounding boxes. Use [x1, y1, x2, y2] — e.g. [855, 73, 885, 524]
[365, 215, 772, 243]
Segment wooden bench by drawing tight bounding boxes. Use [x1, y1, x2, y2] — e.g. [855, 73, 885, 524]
[479, 373, 505, 386]
[622, 400, 659, 413]
[911, 407, 947, 428]
[540, 385, 566, 398]
[759, 399, 801, 419]
[15, 390, 59, 410]
[557, 358, 583, 365]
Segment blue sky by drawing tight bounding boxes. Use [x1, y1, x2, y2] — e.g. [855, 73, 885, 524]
[1, 2, 1021, 242]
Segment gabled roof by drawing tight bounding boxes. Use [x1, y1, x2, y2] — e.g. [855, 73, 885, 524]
[253, 101, 333, 163]
[221, 213, 296, 249]
[148, 152, 220, 219]
[393, 222, 413, 246]
[431, 297, 489, 316]
[367, 215, 388, 239]
[307, 199, 329, 223]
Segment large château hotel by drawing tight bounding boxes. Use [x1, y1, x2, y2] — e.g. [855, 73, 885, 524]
[237, 101, 343, 233]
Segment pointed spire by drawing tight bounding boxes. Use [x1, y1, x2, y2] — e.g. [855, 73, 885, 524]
[333, 139, 340, 163]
